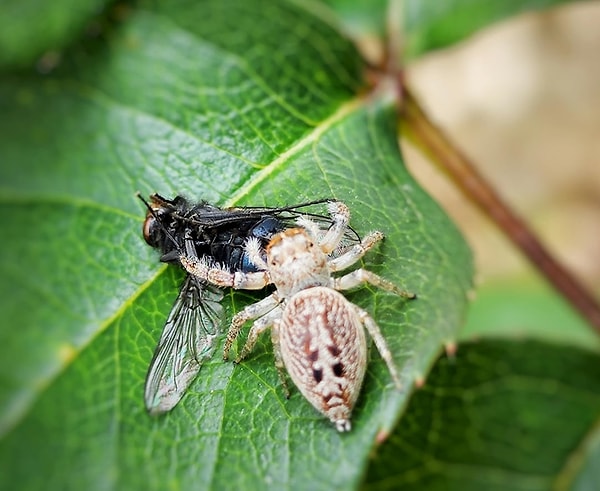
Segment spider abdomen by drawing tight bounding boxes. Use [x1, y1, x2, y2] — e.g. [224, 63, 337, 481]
[278, 286, 367, 432]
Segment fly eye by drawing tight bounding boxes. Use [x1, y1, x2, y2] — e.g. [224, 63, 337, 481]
[142, 213, 157, 246]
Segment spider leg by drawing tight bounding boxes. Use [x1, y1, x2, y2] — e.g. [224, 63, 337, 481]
[180, 254, 270, 290]
[355, 305, 402, 389]
[222, 293, 280, 360]
[334, 268, 415, 299]
[328, 231, 384, 272]
[271, 320, 291, 397]
[318, 201, 350, 255]
[235, 307, 281, 363]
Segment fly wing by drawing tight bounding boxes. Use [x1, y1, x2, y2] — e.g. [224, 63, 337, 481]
[182, 199, 361, 255]
[183, 199, 330, 227]
[144, 275, 224, 414]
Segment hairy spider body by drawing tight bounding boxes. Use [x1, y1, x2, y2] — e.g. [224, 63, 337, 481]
[180, 201, 415, 431]
[278, 286, 367, 430]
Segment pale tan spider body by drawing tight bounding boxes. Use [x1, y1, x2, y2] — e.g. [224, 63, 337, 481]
[278, 284, 368, 431]
[180, 202, 414, 431]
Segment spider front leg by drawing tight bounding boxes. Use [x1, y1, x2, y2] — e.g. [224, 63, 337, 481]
[318, 201, 350, 254]
[328, 230, 384, 272]
[180, 254, 270, 290]
[296, 201, 350, 254]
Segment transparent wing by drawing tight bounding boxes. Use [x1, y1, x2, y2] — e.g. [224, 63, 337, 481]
[144, 275, 224, 415]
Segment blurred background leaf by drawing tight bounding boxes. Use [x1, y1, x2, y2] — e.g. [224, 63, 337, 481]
[402, 0, 593, 56]
[365, 339, 600, 491]
[0, 0, 110, 69]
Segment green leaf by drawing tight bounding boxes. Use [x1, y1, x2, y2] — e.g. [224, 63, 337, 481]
[0, 1, 472, 490]
[460, 276, 600, 350]
[403, 0, 587, 56]
[0, 0, 110, 69]
[318, 0, 389, 38]
[364, 338, 600, 491]
[321, 0, 588, 57]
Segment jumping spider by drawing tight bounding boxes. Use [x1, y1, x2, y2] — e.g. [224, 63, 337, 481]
[180, 201, 415, 431]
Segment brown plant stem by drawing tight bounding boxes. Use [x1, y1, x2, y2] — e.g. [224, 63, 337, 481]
[401, 87, 600, 333]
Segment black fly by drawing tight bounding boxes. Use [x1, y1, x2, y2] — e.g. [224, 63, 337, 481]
[139, 193, 360, 415]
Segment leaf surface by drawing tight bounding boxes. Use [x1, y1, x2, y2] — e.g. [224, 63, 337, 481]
[365, 339, 600, 491]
